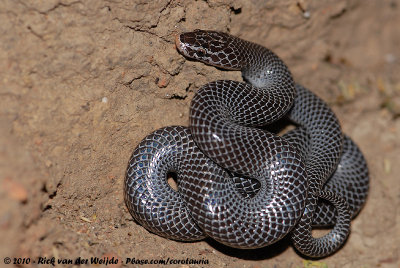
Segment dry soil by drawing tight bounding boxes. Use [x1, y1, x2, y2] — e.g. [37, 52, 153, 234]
[0, 0, 399, 267]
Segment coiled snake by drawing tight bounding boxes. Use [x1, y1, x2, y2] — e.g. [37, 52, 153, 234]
[124, 30, 369, 257]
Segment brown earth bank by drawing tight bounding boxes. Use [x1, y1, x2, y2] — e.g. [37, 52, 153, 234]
[0, 0, 399, 267]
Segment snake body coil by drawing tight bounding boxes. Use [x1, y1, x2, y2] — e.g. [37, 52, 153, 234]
[125, 30, 369, 257]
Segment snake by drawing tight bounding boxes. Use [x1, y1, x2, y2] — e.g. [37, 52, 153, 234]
[124, 30, 369, 257]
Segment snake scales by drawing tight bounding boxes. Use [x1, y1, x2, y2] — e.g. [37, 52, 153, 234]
[124, 30, 369, 257]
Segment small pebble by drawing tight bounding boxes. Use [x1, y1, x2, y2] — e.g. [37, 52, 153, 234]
[45, 160, 52, 167]
[3, 177, 28, 202]
[384, 53, 396, 63]
[80, 215, 92, 223]
[303, 11, 310, 18]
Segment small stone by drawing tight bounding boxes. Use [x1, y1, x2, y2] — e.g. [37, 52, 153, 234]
[3, 177, 28, 202]
[384, 53, 396, 63]
[157, 76, 170, 88]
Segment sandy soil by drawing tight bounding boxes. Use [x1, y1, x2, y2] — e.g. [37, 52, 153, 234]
[0, 0, 399, 267]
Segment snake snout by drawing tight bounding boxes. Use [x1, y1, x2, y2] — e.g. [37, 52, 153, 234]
[176, 31, 244, 70]
[175, 32, 198, 55]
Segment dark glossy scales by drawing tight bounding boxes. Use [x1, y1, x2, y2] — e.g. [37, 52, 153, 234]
[124, 30, 369, 257]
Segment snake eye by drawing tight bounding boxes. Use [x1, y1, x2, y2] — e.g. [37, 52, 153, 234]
[196, 48, 206, 57]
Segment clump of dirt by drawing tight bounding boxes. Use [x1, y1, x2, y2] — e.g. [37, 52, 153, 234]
[0, 0, 399, 267]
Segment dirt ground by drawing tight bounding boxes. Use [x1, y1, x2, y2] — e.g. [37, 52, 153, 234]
[0, 0, 399, 267]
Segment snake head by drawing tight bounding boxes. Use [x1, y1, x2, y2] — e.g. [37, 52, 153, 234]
[175, 30, 244, 70]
